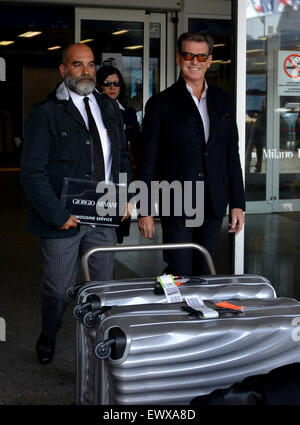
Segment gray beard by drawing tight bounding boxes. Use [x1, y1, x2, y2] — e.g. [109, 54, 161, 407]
[65, 72, 96, 96]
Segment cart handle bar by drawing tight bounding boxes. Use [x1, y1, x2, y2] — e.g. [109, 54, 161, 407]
[81, 243, 216, 281]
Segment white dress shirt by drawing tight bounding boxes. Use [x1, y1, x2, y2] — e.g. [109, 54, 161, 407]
[69, 90, 112, 182]
[186, 80, 210, 143]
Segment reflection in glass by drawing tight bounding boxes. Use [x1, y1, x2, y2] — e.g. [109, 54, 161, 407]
[149, 23, 160, 98]
[81, 20, 144, 121]
[246, 1, 300, 203]
[245, 7, 267, 202]
[188, 18, 232, 93]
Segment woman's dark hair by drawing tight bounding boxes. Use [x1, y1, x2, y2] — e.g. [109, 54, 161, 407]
[96, 65, 126, 103]
[177, 32, 214, 56]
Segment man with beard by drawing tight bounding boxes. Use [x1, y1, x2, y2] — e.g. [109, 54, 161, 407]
[21, 43, 132, 364]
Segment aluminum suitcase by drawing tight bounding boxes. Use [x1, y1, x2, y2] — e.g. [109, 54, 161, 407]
[75, 243, 278, 405]
[73, 243, 276, 327]
[89, 297, 300, 405]
[74, 273, 276, 324]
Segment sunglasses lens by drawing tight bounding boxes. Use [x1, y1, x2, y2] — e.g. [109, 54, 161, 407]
[182, 53, 193, 61]
[197, 55, 208, 62]
[181, 52, 208, 62]
[103, 81, 120, 87]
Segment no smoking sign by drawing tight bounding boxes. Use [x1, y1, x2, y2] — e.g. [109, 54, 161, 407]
[284, 54, 300, 79]
[278, 51, 300, 96]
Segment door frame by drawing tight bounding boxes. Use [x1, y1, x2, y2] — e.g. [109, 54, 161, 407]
[75, 7, 167, 112]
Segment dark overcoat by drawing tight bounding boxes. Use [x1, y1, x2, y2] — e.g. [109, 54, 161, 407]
[138, 76, 245, 219]
[21, 82, 132, 238]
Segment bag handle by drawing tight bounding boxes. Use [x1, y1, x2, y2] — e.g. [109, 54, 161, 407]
[81, 242, 216, 281]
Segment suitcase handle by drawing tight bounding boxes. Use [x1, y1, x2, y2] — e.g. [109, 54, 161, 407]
[81, 243, 216, 281]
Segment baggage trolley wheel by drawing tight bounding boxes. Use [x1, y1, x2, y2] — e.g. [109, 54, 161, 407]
[83, 311, 98, 328]
[95, 340, 114, 359]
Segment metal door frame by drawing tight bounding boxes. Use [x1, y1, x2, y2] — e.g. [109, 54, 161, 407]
[75, 7, 167, 112]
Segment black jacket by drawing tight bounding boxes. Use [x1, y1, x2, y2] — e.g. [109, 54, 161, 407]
[138, 76, 245, 219]
[21, 82, 132, 238]
[121, 105, 141, 163]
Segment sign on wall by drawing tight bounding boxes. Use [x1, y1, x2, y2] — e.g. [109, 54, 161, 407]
[101, 53, 122, 70]
[278, 51, 300, 96]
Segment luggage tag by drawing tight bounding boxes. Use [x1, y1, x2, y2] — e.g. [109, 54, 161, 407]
[184, 296, 219, 319]
[215, 301, 246, 311]
[203, 300, 246, 317]
[157, 274, 183, 303]
[172, 276, 207, 286]
[154, 276, 200, 295]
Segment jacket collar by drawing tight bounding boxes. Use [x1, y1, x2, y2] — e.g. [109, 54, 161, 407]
[56, 81, 69, 101]
[174, 75, 220, 145]
[55, 81, 104, 129]
[55, 81, 101, 101]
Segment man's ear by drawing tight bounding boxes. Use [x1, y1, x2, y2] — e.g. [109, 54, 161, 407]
[207, 55, 213, 69]
[59, 63, 66, 79]
[176, 51, 181, 66]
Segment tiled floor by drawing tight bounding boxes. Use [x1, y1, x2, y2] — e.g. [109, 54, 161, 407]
[1, 171, 300, 404]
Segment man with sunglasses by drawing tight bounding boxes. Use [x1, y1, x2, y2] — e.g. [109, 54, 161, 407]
[138, 32, 245, 275]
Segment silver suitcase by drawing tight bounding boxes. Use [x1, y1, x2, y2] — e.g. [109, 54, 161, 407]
[75, 243, 277, 405]
[74, 243, 276, 326]
[90, 298, 300, 405]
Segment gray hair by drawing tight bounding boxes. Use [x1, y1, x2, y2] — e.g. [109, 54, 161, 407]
[177, 32, 214, 55]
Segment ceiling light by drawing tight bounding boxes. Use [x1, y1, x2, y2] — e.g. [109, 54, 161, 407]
[247, 49, 264, 53]
[124, 45, 143, 50]
[80, 39, 94, 44]
[18, 31, 42, 38]
[48, 46, 61, 51]
[0, 41, 14, 46]
[254, 62, 266, 65]
[112, 30, 129, 35]
[214, 44, 226, 47]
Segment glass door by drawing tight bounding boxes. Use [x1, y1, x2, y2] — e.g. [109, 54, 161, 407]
[75, 8, 166, 123]
[246, 1, 300, 213]
[187, 16, 233, 94]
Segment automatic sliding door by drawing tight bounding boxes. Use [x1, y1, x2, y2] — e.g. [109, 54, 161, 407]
[75, 8, 166, 121]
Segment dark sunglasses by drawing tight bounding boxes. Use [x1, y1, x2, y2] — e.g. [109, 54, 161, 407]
[102, 80, 121, 87]
[181, 52, 209, 62]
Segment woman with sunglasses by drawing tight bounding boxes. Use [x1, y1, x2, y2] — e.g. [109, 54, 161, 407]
[96, 65, 140, 243]
[96, 65, 140, 168]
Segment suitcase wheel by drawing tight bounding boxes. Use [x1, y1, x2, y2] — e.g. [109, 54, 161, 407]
[83, 311, 99, 328]
[73, 305, 84, 320]
[95, 342, 112, 359]
[65, 283, 83, 302]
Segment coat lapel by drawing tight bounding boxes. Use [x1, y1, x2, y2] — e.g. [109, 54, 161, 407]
[55, 81, 87, 129]
[65, 99, 87, 129]
[176, 77, 210, 142]
[175, 77, 201, 118]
